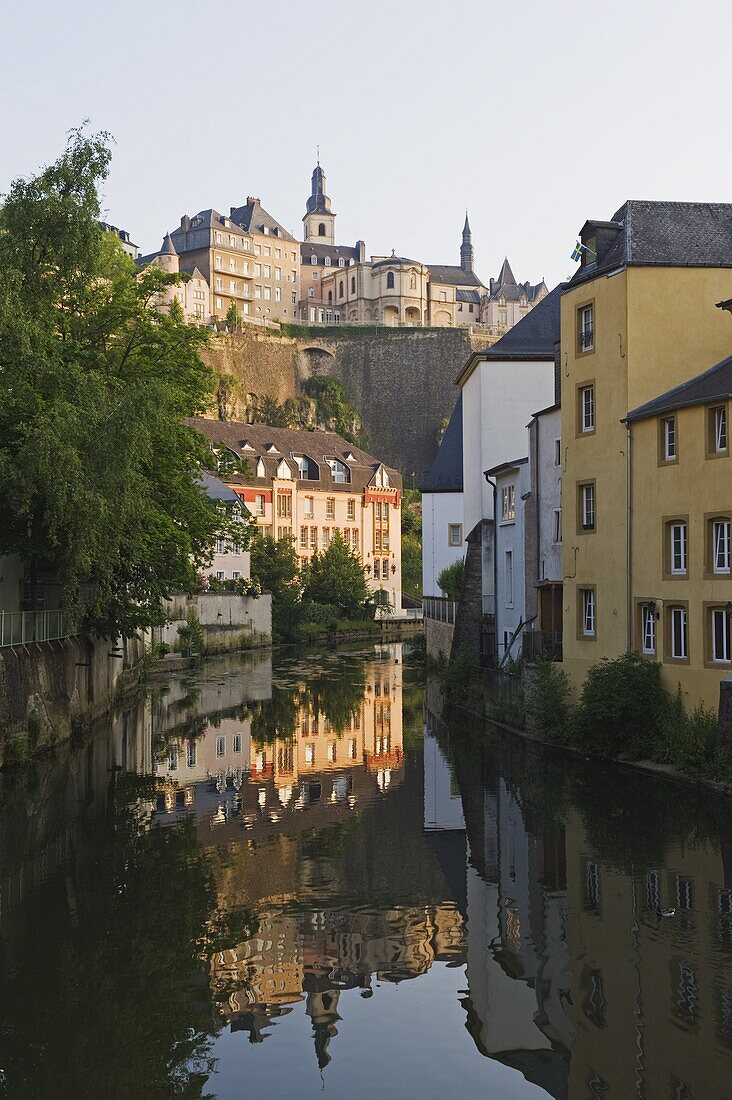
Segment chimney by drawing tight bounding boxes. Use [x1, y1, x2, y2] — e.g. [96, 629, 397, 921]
[246, 196, 259, 206]
[230, 206, 236, 217]
[180, 214, 190, 233]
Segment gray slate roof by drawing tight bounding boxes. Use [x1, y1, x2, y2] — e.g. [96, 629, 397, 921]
[229, 198, 297, 243]
[372, 255, 421, 268]
[456, 289, 481, 304]
[198, 472, 242, 504]
[476, 283, 563, 363]
[428, 264, 484, 287]
[625, 355, 732, 423]
[420, 395, 463, 493]
[570, 200, 732, 288]
[487, 256, 547, 302]
[301, 242, 360, 264]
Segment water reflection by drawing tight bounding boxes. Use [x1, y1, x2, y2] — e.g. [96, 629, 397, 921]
[0, 646, 732, 1098]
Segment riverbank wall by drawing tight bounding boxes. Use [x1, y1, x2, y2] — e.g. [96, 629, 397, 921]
[0, 633, 144, 764]
[156, 592, 272, 654]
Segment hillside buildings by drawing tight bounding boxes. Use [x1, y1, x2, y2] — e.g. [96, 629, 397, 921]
[479, 257, 548, 334]
[192, 419, 403, 611]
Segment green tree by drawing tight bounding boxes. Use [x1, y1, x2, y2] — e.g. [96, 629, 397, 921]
[250, 533, 301, 639]
[225, 300, 239, 332]
[302, 531, 370, 618]
[0, 128, 222, 635]
[301, 376, 365, 445]
[401, 488, 422, 599]
[437, 558, 464, 599]
[257, 395, 290, 427]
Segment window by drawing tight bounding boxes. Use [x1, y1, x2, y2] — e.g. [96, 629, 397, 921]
[585, 860, 600, 909]
[448, 523, 462, 546]
[233, 733, 242, 753]
[670, 605, 688, 660]
[322, 526, 330, 545]
[263, 246, 271, 257]
[347, 498, 356, 521]
[263, 265, 271, 278]
[505, 550, 514, 606]
[216, 571, 225, 581]
[326, 498, 335, 519]
[351, 276, 356, 293]
[339, 281, 344, 298]
[305, 743, 315, 764]
[310, 527, 318, 550]
[254, 263, 261, 277]
[553, 508, 562, 544]
[646, 869, 660, 910]
[215, 537, 226, 555]
[215, 232, 222, 244]
[275, 287, 281, 302]
[670, 521, 687, 574]
[579, 482, 596, 531]
[255, 494, 265, 515]
[216, 736, 225, 757]
[579, 384, 595, 433]
[386, 271, 395, 289]
[304, 495, 314, 518]
[580, 588, 596, 637]
[263, 287, 271, 301]
[300, 526, 307, 549]
[501, 485, 515, 522]
[661, 416, 677, 462]
[232, 570, 240, 580]
[353, 527, 359, 546]
[275, 266, 281, 280]
[710, 607, 731, 663]
[186, 742, 197, 768]
[318, 223, 326, 236]
[709, 404, 729, 455]
[641, 603, 656, 654]
[710, 517, 731, 573]
[554, 439, 561, 466]
[578, 303, 594, 352]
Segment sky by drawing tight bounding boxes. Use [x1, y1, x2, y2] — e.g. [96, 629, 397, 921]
[2, 0, 731, 290]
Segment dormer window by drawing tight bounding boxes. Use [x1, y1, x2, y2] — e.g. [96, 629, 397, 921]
[338, 258, 345, 267]
[277, 458, 292, 479]
[324, 256, 331, 266]
[310, 255, 317, 266]
[256, 458, 266, 478]
[293, 454, 318, 480]
[327, 458, 351, 484]
[374, 466, 390, 489]
[266, 443, 280, 454]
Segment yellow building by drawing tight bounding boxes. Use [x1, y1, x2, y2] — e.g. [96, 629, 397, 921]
[561, 200, 732, 706]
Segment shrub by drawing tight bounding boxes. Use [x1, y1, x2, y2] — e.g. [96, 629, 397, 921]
[657, 692, 728, 777]
[437, 558, 464, 600]
[178, 609, 204, 655]
[571, 652, 665, 759]
[525, 660, 572, 738]
[443, 646, 482, 705]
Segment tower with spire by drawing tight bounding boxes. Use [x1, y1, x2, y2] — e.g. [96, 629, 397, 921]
[303, 154, 336, 245]
[460, 212, 474, 273]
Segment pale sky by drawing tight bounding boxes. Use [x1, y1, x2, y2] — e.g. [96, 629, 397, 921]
[2, 0, 731, 289]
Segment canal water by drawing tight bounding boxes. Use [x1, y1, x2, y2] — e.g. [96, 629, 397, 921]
[1, 643, 732, 1099]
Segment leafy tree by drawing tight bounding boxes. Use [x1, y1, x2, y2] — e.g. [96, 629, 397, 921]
[437, 558, 464, 600]
[250, 533, 301, 639]
[0, 128, 222, 635]
[225, 300, 239, 332]
[302, 531, 369, 619]
[571, 652, 666, 758]
[301, 376, 365, 445]
[257, 395, 290, 427]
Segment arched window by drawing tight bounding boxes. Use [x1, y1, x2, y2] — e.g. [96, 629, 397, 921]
[410, 273, 417, 290]
[351, 276, 356, 293]
[318, 223, 326, 236]
[339, 281, 344, 298]
[324, 256, 331, 267]
[310, 255, 317, 265]
[328, 291, 333, 303]
[386, 271, 395, 289]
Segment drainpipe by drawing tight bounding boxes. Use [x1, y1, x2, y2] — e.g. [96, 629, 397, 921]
[626, 421, 633, 651]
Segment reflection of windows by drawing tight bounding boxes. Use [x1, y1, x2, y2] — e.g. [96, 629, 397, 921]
[582, 968, 607, 1028]
[305, 743, 315, 765]
[584, 860, 600, 910]
[186, 743, 197, 768]
[233, 734, 242, 753]
[216, 736, 225, 756]
[674, 962, 698, 1026]
[718, 987, 732, 1046]
[677, 877, 694, 909]
[646, 869, 660, 909]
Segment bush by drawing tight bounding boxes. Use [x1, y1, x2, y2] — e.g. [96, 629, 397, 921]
[437, 559, 464, 600]
[571, 652, 665, 759]
[657, 692, 728, 777]
[299, 601, 340, 628]
[525, 660, 572, 738]
[177, 609, 204, 655]
[443, 646, 482, 705]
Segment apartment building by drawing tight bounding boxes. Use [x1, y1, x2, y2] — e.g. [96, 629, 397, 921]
[561, 200, 732, 706]
[191, 419, 403, 611]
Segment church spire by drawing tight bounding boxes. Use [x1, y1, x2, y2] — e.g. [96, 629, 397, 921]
[460, 210, 474, 272]
[303, 156, 336, 244]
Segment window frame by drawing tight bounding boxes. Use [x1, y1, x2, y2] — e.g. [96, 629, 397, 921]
[500, 484, 516, 524]
[635, 598, 657, 657]
[448, 523, 463, 547]
[576, 300, 595, 355]
[578, 586, 597, 640]
[659, 415, 678, 465]
[665, 603, 689, 664]
[704, 602, 732, 667]
[577, 382, 596, 435]
[663, 516, 689, 579]
[707, 403, 729, 459]
[577, 480, 596, 533]
[705, 513, 732, 577]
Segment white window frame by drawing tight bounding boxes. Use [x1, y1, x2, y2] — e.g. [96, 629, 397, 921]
[581, 483, 595, 530]
[714, 405, 728, 453]
[580, 304, 594, 351]
[670, 522, 687, 574]
[216, 736, 225, 757]
[641, 604, 656, 654]
[501, 484, 515, 522]
[713, 519, 731, 573]
[581, 588, 596, 636]
[711, 608, 731, 663]
[580, 384, 595, 432]
[671, 606, 688, 659]
[663, 416, 677, 461]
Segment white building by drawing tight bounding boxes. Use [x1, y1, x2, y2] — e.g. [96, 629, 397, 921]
[526, 403, 563, 657]
[421, 395, 464, 597]
[486, 457, 530, 663]
[454, 286, 560, 659]
[199, 472, 251, 584]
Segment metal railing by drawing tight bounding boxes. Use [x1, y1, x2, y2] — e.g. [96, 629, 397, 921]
[0, 610, 77, 648]
[522, 629, 563, 662]
[423, 597, 457, 624]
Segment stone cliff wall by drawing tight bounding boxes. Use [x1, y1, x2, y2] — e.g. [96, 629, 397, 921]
[201, 327, 488, 480]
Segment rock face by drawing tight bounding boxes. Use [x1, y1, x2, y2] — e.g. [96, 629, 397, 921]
[201, 327, 489, 481]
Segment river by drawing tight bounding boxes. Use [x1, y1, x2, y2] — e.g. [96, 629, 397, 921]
[0, 642, 731, 1098]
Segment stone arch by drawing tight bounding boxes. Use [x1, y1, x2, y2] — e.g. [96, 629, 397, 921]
[297, 345, 336, 379]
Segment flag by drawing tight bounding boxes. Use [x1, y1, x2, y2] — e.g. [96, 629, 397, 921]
[571, 241, 584, 263]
